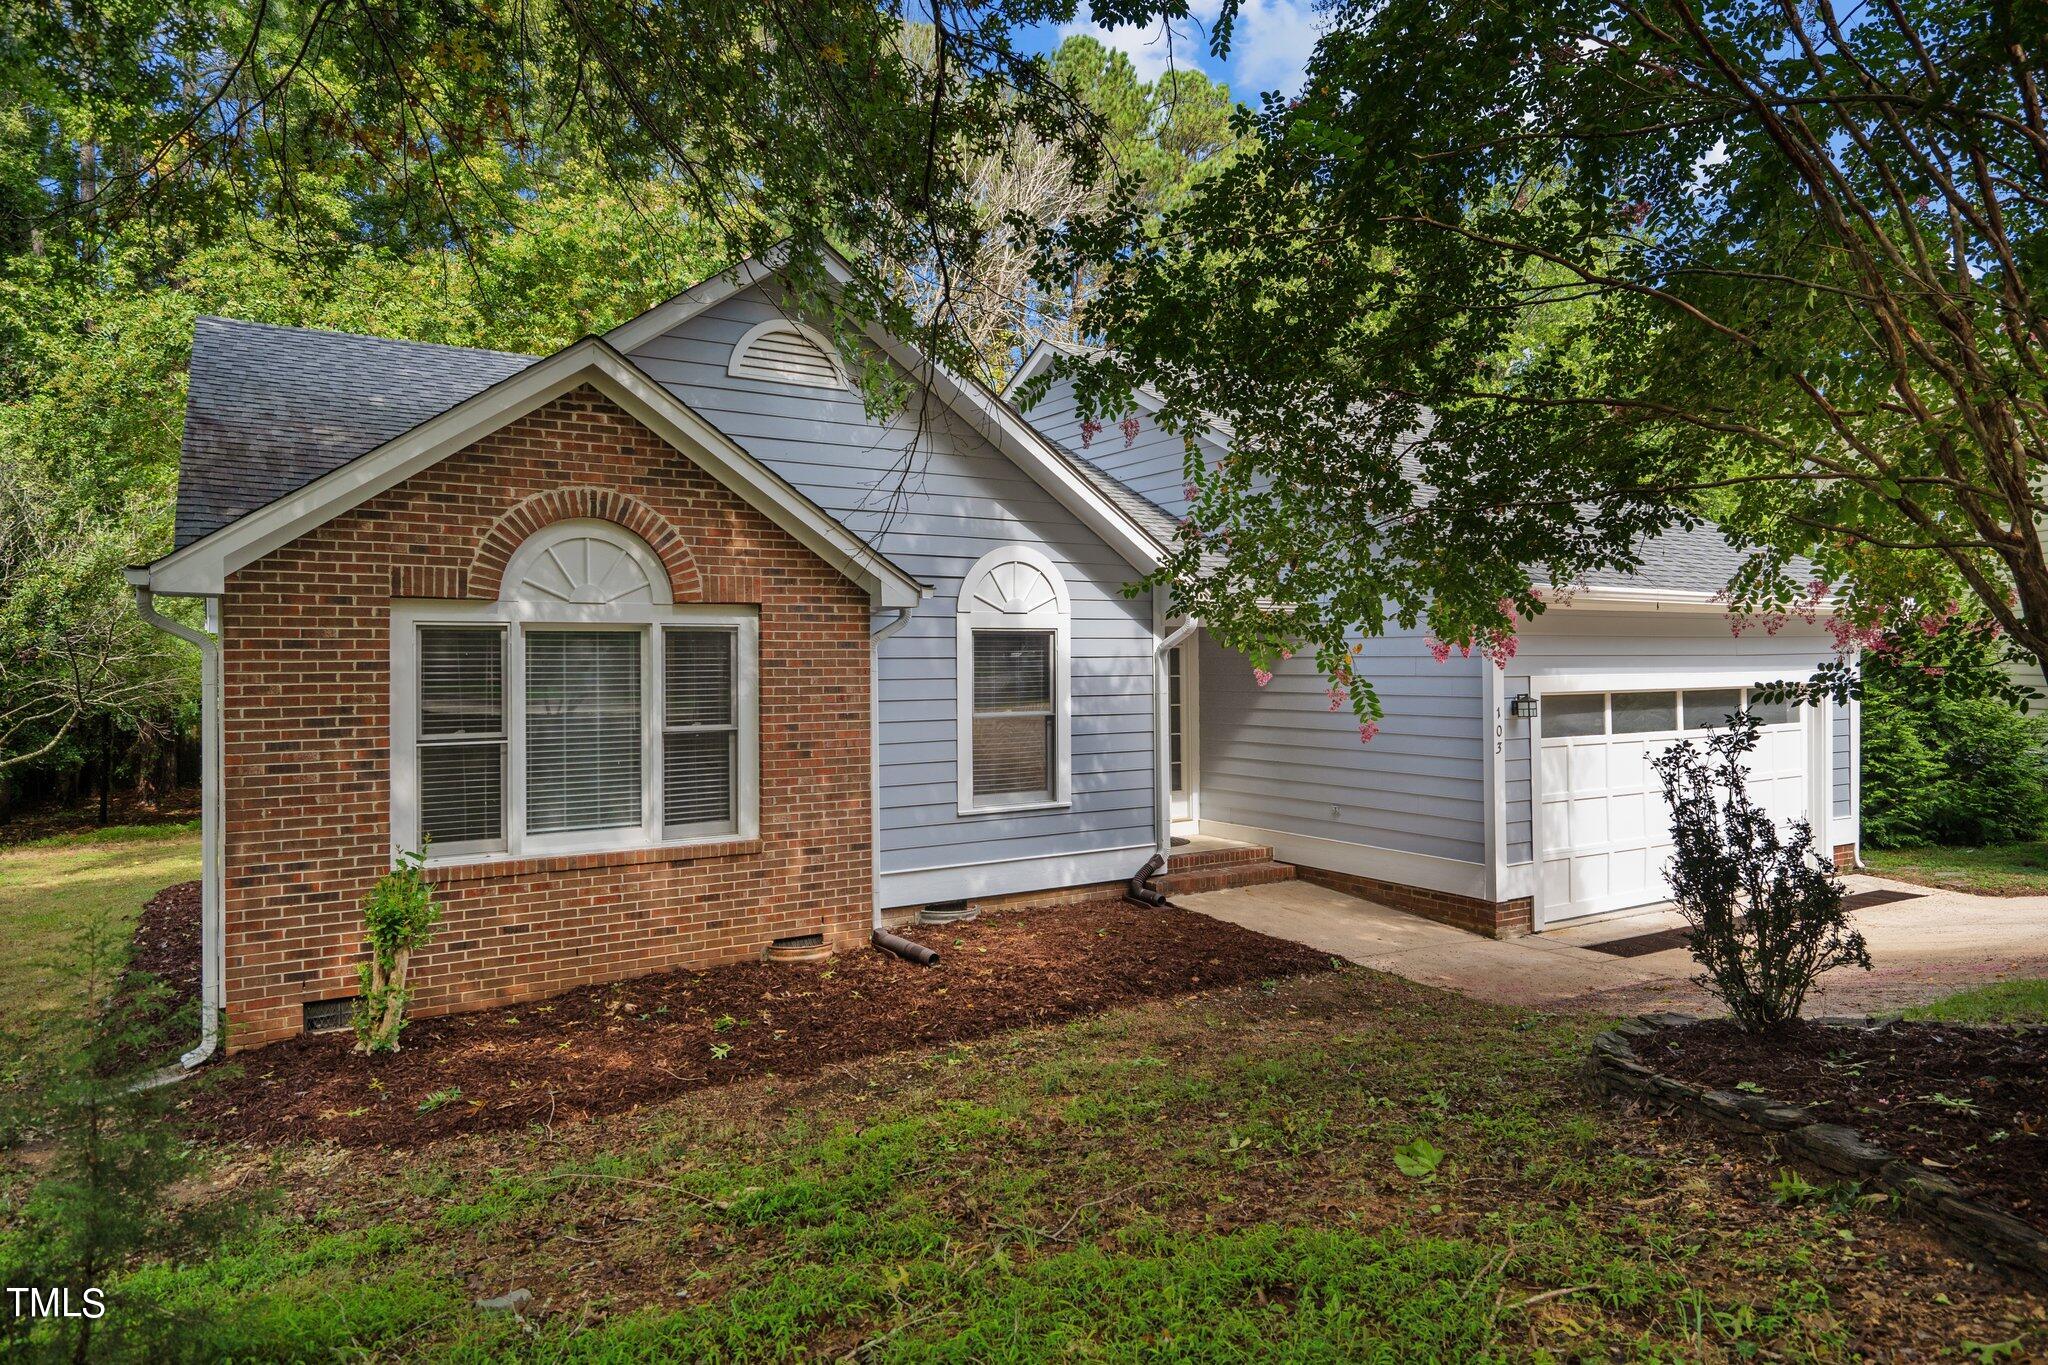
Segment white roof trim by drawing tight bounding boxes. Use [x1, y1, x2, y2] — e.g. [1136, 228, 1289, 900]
[144, 337, 926, 609]
[607, 247, 1167, 574]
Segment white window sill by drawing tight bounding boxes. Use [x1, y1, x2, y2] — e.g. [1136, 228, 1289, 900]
[956, 799, 1071, 818]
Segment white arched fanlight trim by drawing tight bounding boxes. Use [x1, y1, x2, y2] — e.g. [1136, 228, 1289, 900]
[956, 545, 1072, 815]
[500, 519, 673, 608]
[726, 318, 849, 391]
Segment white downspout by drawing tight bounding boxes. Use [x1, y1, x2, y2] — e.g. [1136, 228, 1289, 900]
[1153, 604, 1200, 859]
[869, 606, 914, 928]
[126, 574, 224, 1068]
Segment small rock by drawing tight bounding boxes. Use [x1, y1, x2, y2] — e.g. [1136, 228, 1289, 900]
[477, 1289, 532, 1314]
[1639, 1012, 1700, 1030]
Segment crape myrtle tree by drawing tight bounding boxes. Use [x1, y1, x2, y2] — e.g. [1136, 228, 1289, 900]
[1042, 0, 2048, 727]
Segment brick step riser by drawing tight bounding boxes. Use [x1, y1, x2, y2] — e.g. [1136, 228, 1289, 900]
[1154, 861, 1297, 896]
[1165, 846, 1276, 873]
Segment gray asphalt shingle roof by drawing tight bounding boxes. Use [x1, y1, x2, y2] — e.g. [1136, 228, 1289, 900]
[175, 315, 1763, 601]
[174, 317, 538, 549]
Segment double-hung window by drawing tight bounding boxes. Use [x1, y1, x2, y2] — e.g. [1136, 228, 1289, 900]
[957, 545, 1071, 814]
[394, 521, 758, 863]
[972, 631, 1056, 802]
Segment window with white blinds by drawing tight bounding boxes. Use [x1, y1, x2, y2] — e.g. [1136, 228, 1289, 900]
[524, 630, 644, 835]
[972, 631, 1054, 801]
[396, 523, 759, 861]
[662, 628, 737, 833]
[417, 626, 505, 849]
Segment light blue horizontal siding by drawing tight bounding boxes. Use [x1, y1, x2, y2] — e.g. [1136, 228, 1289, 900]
[1198, 631, 1489, 865]
[1832, 706, 1852, 821]
[1017, 376, 1216, 518]
[631, 288, 1157, 901]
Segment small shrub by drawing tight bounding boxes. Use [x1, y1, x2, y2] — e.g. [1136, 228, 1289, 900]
[1654, 715, 1871, 1029]
[1861, 655, 2048, 849]
[1857, 693, 1941, 847]
[351, 850, 441, 1054]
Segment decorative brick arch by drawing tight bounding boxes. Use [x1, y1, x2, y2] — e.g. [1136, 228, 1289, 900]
[469, 487, 703, 602]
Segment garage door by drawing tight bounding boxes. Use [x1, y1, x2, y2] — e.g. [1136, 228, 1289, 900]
[1537, 687, 1808, 923]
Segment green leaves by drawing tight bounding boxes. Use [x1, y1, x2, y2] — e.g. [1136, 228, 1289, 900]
[1392, 1137, 1444, 1180]
[1053, 0, 2048, 710]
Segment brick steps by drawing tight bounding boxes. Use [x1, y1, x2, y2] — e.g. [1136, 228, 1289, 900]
[1167, 843, 1277, 873]
[1156, 860, 1297, 896]
[1154, 844, 1297, 896]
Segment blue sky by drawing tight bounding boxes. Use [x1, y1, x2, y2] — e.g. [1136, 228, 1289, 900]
[1018, 0, 1324, 97]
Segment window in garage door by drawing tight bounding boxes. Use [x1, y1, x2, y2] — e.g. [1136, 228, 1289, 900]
[1537, 687, 1809, 923]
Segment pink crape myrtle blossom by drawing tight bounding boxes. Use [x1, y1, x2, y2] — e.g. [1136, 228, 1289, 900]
[1357, 720, 1380, 743]
[1327, 684, 1348, 712]
[1078, 416, 1103, 448]
[1183, 481, 1200, 504]
[1119, 415, 1142, 448]
[1252, 667, 1273, 688]
[1426, 637, 1453, 664]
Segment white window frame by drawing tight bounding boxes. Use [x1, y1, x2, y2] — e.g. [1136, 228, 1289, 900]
[956, 544, 1072, 816]
[391, 522, 759, 867]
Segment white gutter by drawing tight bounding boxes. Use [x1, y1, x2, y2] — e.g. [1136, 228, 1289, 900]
[126, 571, 224, 1068]
[869, 606, 915, 927]
[1153, 605, 1201, 858]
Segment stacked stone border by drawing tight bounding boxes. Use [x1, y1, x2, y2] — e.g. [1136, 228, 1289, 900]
[1588, 1013, 2048, 1286]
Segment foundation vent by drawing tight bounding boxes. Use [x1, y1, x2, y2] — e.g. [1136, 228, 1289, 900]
[916, 900, 978, 926]
[764, 932, 831, 964]
[302, 997, 358, 1034]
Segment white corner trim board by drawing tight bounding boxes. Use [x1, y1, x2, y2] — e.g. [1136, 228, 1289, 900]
[141, 338, 924, 610]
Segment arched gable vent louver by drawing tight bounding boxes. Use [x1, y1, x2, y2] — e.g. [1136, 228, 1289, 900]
[726, 319, 847, 390]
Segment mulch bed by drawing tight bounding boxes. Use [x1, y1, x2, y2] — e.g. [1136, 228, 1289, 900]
[179, 900, 1334, 1150]
[129, 879, 202, 1009]
[1638, 1019, 2048, 1229]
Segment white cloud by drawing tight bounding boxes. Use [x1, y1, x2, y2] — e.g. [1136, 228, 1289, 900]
[1222, 0, 1323, 95]
[1059, 0, 1322, 96]
[1058, 12, 1210, 84]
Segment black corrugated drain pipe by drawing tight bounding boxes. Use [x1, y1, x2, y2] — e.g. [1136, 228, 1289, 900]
[1126, 853, 1171, 908]
[873, 927, 939, 966]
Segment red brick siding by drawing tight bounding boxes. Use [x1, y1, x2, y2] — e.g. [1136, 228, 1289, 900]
[218, 386, 871, 1051]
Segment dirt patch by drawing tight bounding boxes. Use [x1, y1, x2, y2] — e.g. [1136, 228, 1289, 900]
[182, 901, 1333, 1150]
[1638, 1019, 2048, 1229]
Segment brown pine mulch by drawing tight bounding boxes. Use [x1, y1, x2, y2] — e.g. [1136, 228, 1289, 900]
[1638, 1019, 2048, 1230]
[178, 900, 1334, 1150]
[129, 879, 202, 1008]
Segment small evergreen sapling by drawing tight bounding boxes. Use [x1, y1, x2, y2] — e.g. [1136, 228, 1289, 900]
[1652, 714, 1871, 1029]
[0, 916, 245, 1362]
[351, 850, 441, 1054]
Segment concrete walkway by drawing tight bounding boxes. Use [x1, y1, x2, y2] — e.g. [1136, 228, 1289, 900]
[1177, 874, 2048, 1014]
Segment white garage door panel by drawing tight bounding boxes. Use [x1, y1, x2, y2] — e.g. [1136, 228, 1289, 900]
[1538, 689, 1810, 924]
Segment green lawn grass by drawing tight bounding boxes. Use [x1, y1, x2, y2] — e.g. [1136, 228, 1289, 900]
[6, 836, 2043, 1360]
[0, 823, 198, 1021]
[1904, 978, 2048, 1024]
[1862, 841, 2048, 896]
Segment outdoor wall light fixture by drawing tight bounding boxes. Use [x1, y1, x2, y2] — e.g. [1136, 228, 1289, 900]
[1510, 693, 1539, 720]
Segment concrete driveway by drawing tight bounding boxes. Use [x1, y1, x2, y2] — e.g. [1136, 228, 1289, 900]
[1176, 874, 2048, 1015]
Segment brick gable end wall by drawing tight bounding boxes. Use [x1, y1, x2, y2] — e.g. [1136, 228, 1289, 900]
[219, 386, 871, 1050]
